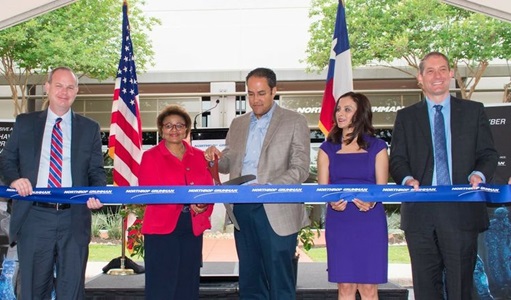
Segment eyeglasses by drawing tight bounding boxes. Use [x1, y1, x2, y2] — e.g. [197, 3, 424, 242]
[163, 123, 186, 131]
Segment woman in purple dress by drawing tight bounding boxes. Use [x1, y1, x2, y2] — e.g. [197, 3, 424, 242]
[317, 91, 388, 300]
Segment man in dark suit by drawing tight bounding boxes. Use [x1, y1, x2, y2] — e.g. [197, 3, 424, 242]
[0, 66, 105, 299]
[390, 52, 498, 299]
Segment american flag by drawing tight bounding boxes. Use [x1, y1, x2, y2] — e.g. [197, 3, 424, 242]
[318, 0, 353, 136]
[108, 2, 142, 187]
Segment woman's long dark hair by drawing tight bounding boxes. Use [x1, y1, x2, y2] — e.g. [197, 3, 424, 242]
[326, 91, 375, 150]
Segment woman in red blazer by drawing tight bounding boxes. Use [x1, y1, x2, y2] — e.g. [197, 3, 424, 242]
[140, 105, 213, 300]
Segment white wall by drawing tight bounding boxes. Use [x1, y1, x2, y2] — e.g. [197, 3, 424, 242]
[143, 0, 312, 71]
[0, 86, 18, 119]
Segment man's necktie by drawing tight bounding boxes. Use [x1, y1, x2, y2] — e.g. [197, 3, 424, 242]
[433, 105, 451, 185]
[48, 118, 63, 188]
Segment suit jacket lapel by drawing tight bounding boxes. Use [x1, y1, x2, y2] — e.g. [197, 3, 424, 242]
[449, 97, 463, 169]
[71, 111, 80, 183]
[229, 113, 250, 178]
[450, 97, 463, 145]
[261, 105, 282, 153]
[33, 111, 47, 170]
[415, 100, 432, 152]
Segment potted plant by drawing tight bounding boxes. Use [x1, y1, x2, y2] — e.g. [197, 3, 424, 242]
[98, 228, 109, 240]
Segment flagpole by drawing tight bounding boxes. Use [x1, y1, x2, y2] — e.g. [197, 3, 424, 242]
[104, 0, 143, 276]
[106, 211, 135, 275]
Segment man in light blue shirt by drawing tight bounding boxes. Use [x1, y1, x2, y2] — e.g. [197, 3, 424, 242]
[205, 68, 310, 299]
[390, 52, 498, 300]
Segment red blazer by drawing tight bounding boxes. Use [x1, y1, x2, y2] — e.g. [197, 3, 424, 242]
[140, 141, 214, 236]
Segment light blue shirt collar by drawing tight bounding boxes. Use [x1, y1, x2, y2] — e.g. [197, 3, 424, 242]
[242, 102, 277, 183]
[249, 101, 276, 124]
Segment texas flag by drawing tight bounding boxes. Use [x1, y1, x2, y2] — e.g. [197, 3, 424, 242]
[318, 0, 353, 136]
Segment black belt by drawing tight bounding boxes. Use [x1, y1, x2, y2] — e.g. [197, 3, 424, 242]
[33, 202, 71, 210]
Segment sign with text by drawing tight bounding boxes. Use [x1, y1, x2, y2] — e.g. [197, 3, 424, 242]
[0, 120, 14, 153]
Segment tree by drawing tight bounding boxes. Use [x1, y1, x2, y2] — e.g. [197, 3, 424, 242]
[0, 0, 160, 116]
[306, 0, 511, 99]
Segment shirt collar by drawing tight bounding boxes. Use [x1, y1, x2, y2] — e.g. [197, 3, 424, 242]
[47, 108, 72, 124]
[425, 95, 451, 111]
[250, 102, 276, 125]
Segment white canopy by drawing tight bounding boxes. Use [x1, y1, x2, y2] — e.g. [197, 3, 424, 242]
[1, 0, 510, 32]
[0, 0, 77, 30]
[442, 0, 511, 22]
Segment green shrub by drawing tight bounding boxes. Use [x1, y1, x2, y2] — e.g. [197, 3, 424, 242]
[91, 213, 107, 237]
[91, 211, 123, 239]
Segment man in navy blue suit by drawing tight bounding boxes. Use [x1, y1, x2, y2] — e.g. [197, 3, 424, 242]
[0, 67, 105, 299]
[390, 52, 498, 300]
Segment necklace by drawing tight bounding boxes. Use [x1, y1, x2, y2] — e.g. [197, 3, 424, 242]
[169, 143, 185, 159]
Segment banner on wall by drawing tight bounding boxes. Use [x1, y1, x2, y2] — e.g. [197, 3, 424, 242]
[485, 104, 511, 184]
[0, 120, 14, 154]
[475, 104, 511, 300]
[0, 120, 14, 207]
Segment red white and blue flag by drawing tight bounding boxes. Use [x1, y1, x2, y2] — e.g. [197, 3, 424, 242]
[318, 0, 353, 136]
[108, 2, 142, 187]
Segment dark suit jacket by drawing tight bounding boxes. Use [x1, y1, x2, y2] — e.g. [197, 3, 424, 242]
[0, 109, 106, 245]
[390, 97, 498, 232]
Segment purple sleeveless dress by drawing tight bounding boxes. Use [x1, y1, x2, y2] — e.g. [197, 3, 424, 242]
[320, 136, 388, 284]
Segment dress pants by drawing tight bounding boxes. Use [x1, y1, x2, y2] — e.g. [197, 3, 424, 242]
[233, 203, 297, 300]
[17, 206, 88, 300]
[144, 211, 202, 300]
[405, 227, 479, 300]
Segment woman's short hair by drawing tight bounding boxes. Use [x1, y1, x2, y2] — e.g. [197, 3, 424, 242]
[156, 105, 192, 136]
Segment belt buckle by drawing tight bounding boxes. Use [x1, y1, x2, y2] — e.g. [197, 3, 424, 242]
[55, 203, 60, 211]
[182, 205, 190, 213]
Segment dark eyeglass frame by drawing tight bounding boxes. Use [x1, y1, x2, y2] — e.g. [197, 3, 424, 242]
[163, 123, 186, 131]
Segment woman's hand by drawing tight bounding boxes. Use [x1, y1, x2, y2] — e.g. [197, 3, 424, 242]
[204, 146, 222, 161]
[353, 198, 375, 212]
[329, 199, 347, 212]
[191, 204, 208, 214]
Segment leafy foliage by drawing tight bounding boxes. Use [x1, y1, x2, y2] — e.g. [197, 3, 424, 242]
[306, 0, 511, 99]
[0, 0, 160, 115]
[298, 225, 321, 251]
[91, 211, 123, 240]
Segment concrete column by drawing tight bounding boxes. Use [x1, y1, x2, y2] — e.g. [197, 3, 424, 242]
[210, 82, 236, 127]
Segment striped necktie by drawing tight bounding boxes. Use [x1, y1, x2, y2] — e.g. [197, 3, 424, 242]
[48, 118, 63, 188]
[433, 105, 451, 185]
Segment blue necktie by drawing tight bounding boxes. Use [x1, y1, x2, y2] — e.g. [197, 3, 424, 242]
[48, 118, 63, 188]
[433, 105, 451, 185]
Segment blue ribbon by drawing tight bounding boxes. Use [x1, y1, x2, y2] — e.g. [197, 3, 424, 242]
[0, 184, 509, 205]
